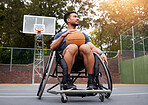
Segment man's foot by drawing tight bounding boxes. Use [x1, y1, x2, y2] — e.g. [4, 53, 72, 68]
[63, 79, 77, 90]
[87, 79, 97, 90]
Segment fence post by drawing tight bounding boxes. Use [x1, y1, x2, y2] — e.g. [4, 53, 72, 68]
[10, 48, 13, 72]
[143, 39, 145, 56]
[132, 26, 136, 84]
[132, 26, 135, 58]
[120, 35, 122, 55]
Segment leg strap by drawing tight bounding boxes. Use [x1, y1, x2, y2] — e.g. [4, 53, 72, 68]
[94, 54, 100, 77]
[60, 58, 68, 83]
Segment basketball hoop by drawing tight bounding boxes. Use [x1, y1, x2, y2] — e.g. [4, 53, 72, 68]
[34, 24, 45, 35]
[23, 15, 56, 35]
[35, 27, 44, 34]
[22, 15, 56, 84]
[35, 27, 44, 32]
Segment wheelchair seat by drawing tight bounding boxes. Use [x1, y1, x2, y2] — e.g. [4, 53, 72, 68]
[55, 51, 100, 76]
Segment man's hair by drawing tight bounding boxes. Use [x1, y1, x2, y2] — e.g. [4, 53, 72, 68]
[64, 11, 77, 24]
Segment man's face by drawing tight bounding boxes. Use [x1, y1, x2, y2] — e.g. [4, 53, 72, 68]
[68, 13, 79, 26]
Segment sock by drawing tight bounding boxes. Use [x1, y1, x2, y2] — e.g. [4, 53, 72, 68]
[88, 74, 94, 80]
[63, 74, 70, 83]
[67, 74, 70, 80]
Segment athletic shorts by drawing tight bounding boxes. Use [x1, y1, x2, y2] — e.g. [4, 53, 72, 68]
[71, 58, 85, 72]
[57, 51, 85, 72]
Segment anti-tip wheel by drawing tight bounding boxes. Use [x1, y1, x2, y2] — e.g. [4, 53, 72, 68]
[105, 93, 111, 99]
[61, 95, 68, 103]
[99, 94, 104, 102]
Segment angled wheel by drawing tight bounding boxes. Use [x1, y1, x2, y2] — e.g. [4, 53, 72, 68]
[37, 51, 56, 99]
[94, 52, 112, 99]
[99, 93, 104, 102]
[61, 94, 68, 103]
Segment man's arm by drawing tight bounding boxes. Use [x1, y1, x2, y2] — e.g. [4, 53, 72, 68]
[50, 34, 65, 51]
[50, 29, 77, 51]
[87, 42, 108, 65]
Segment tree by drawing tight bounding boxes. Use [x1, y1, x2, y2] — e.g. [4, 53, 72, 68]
[0, 0, 97, 48]
[90, 0, 148, 51]
[0, 3, 5, 46]
[1, 0, 34, 47]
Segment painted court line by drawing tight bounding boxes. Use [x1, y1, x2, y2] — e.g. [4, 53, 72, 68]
[0, 93, 148, 98]
[112, 93, 148, 96]
[0, 93, 49, 95]
[0, 96, 60, 98]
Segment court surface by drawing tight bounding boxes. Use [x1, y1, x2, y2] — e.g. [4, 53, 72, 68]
[0, 84, 148, 105]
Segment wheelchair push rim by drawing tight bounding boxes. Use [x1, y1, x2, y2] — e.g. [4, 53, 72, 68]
[37, 51, 56, 99]
[93, 52, 112, 98]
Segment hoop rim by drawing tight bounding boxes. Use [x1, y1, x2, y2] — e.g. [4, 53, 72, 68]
[35, 27, 44, 32]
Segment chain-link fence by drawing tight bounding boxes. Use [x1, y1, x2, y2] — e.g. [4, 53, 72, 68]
[0, 47, 117, 64]
[0, 47, 34, 64]
[120, 17, 148, 61]
[0, 47, 51, 71]
[0, 47, 120, 84]
[0, 47, 118, 72]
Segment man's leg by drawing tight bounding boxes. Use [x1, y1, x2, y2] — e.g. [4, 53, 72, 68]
[79, 44, 97, 89]
[62, 44, 78, 90]
[63, 44, 78, 73]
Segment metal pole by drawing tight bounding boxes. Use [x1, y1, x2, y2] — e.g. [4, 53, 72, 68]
[132, 26, 135, 84]
[32, 37, 36, 84]
[120, 35, 122, 55]
[10, 48, 13, 72]
[132, 59, 135, 84]
[142, 39, 145, 56]
[42, 34, 44, 73]
[132, 26, 135, 58]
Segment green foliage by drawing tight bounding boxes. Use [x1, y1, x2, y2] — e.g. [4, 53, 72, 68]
[90, 0, 148, 51]
[144, 38, 148, 52]
[121, 17, 148, 52]
[0, 3, 5, 25]
[0, 48, 34, 64]
[1, 0, 147, 52]
[12, 49, 34, 64]
[1, 0, 34, 47]
[0, 48, 11, 64]
[0, 3, 5, 46]
[0, 0, 97, 48]
[0, 0, 98, 64]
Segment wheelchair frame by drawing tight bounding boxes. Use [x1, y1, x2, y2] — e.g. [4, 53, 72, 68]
[37, 51, 112, 103]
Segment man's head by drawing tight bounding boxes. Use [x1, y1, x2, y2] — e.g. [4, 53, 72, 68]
[64, 11, 79, 26]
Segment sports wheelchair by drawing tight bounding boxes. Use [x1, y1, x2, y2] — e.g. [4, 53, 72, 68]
[37, 51, 112, 103]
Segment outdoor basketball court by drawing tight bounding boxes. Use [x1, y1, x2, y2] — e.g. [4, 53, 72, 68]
[0, 4, 148, 105]
[0, 84, 148, 105]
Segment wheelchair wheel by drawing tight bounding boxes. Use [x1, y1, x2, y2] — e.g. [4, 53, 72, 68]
[61, 94, 68, 103]
[37, 53, 51, 97]
[94, 52, 112, 99]
[37, 51, 56, 99]
[99, 93, 104, 102]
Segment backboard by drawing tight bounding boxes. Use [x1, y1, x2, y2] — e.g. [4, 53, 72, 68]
[23, 15, 56, 35]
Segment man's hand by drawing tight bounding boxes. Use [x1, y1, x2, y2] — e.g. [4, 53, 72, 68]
[50, 29, 77, 51]
[86, 42, 109, 66]
[62, 29, 77, 37]
[101, 53, 108, 66]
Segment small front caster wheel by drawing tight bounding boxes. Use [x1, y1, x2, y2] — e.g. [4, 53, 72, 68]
[99, 94, 104, 102]
[61, 95, 68, 103]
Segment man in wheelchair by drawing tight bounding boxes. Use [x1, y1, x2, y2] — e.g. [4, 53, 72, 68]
[50, 11, 108, 90]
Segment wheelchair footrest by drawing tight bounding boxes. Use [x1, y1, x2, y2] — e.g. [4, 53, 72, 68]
[47, 89, 111, 96]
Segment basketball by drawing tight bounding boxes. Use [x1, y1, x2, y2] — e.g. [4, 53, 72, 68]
[66, 31, 85, 47]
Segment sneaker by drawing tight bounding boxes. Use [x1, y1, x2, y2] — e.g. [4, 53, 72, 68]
[63, 79, 77, 90]
[87, 79, 97, 90]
